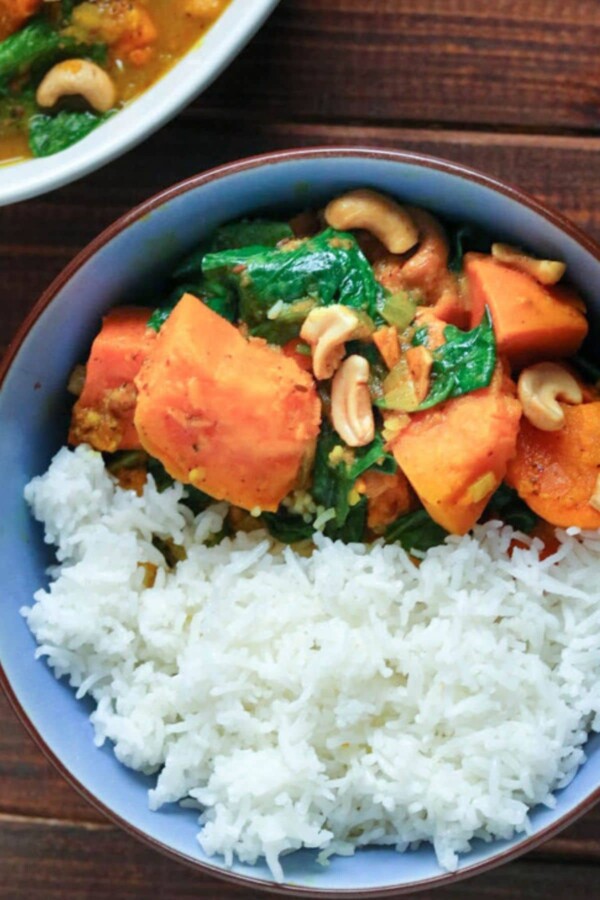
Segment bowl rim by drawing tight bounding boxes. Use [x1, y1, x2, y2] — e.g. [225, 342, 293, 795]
[2, 146, 600, 897]
[0, 0, 281, 206]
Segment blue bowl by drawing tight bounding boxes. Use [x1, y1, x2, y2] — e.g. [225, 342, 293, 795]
[2, 148, 600, 895]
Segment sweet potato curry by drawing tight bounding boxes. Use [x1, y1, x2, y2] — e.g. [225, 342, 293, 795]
[67, 189, 600, 553]
[0, 0, 230, 162]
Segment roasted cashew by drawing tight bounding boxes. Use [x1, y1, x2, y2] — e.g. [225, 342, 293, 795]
[331, 355, 375, 447]
[370, 205, 462, 309]
[324, 189, 419, 255]
[518, 362, 582, 431]
[300, 305, 373, 380]
[492, 243, 566, 286]
[399, 206, 452, 296]
[589, 474, 600, 512]
[36, 59, 117, 113]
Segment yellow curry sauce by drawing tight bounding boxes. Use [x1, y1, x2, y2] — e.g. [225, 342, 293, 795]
[0, 0, 230, 165]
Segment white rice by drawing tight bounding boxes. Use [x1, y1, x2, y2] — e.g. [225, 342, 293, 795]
[22, 445, 600, 881]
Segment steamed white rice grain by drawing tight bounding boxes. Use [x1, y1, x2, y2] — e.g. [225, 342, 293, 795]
[22, 445, 600, 880]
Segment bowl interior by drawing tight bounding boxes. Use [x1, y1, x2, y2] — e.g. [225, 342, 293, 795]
[2, 151, 600, 894]
[0, 0, 280, 206]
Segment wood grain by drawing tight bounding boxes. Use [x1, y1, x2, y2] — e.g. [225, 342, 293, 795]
[199, 0, 600, 132]
[2, 120, 600, 354]
[3, 0, 600, 895]
[0, 691, 106, 824]
[2, 816, 600, 900]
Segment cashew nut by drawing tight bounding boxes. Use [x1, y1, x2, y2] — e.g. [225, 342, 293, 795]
[300, 305, 373, 380]
[372, 205, 461, 309]
[36, 59, 117, 113]
[324, 189, 419, 255]
[492, 243, 566, 286]
[331, 355, 375, 447]
[518, 362, 582, 431]
[398, 206, 455, 298]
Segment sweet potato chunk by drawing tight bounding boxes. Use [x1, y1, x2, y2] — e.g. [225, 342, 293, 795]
[71, 1, 157, 64]
[356, 469, 412, 532]
[114, 4, 157, 65]
[373, 326, 401, 370]
[69, 307, 156, 452]
[134, 294, 322, 512]
[465, 252, 588, 366]
[431, 289, 470, 329]
[281, 338, 313, 373]
[390, 370, 522, 534]
[506, 402, 600, 529]
[0, 0, 42, 39]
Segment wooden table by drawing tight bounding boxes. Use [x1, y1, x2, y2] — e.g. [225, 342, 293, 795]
[2, 2, 600, 896]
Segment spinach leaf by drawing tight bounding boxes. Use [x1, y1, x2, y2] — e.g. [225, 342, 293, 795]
[485, 483, 537, 533]
[412, 325, 429, 347]
[201, 281, 238, 323]
[262, 510, 315, 543]
[147, 280, 237, 332]
[345, 339, 381, 368]
[0, 19, 106, 82]
[183, 484, 214, 516]
[201, 228, 383, 337]
[171, 220, 293, 282]
[211, 219, 293, 252]
[334, 496, 368, 543]
[147, 456, 212, 514]
[147, 457, 175, 493]
[0, 20, 60, 80]
[312, 425, 395, 538]
[447, 222, 492, 273]
[416, 307, 496, 410]
[147, 305, 174, 332]
[312, 423, 347, 523]
[250, 298, 317, 344]
[60, 0, 78, 22]
[385, 509, 448, 553]
[0, 85, 36, 135]
[348, 433, 397, 479]
[29, 109, 109, 157]
[105, 450, 147, 474]
[172, 244, 210, 281]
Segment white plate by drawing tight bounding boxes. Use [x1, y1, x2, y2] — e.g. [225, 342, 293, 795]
[0, 0, 280, 206]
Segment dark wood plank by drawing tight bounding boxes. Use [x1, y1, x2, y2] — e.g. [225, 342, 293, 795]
[2, 817, 600, 900]
[3, 4, 600, 890]
[0, 691, 107, 824]
[199, 0, 600, 132]
[1, 119, 599, 355]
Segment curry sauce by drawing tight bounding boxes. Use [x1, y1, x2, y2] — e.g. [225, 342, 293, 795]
[0, 0, 230, 164]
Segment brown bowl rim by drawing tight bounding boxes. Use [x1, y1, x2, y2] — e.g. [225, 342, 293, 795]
[2, 146, 600, 897]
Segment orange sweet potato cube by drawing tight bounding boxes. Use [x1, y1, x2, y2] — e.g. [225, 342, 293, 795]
[465, 253, 588, 367]
[134, 294, 322, 512]
[390, 370, 522, 534]
[506, 402, 600, 529]
[69, 307, 156, 452]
